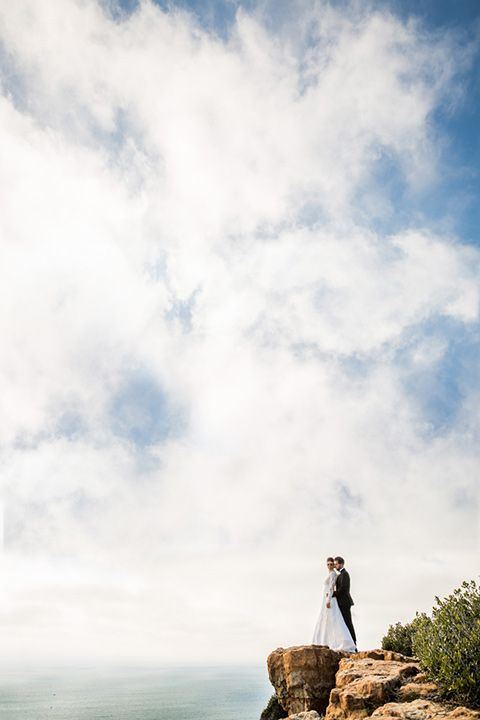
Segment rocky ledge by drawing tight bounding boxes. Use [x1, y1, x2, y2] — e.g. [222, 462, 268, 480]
[266, 646, 480, 720]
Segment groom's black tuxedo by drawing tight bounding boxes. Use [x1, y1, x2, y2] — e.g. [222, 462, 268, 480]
[333, 568, 356, 646]
[333, 568, 354, 608]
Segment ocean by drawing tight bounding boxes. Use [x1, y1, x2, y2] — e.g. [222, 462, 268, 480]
[0, 665, 273, 720]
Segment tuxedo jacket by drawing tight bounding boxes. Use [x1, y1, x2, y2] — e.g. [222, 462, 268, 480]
[333, 568, 354, 608]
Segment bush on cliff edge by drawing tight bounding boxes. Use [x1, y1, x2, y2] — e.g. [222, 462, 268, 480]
[381, 620, 417, 657]
[383, 580, 480, 707]
[413, 580, 480, 707]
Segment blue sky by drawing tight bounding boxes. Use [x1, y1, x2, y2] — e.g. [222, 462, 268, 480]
[141, 0, 480, 248]
[0, 0, 478, 665]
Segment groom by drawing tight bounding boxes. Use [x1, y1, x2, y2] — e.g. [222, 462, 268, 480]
[333, 556, 357, 650]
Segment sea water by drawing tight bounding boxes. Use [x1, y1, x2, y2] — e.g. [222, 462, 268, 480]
[0, 665, 273, 720]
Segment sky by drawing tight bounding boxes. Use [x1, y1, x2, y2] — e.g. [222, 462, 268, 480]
[0, 0, 479, 667]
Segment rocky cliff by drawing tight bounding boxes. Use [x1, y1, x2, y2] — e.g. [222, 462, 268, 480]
[266, 646, 480, 720]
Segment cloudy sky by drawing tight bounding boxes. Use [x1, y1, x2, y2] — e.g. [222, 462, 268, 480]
[0, 0, 479, 666]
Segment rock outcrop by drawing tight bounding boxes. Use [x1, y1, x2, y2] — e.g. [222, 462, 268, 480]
[372, 699, 480, 720]
[266, 647, 480, 720]
[267, 646, 351, 716]
[326, 652, 419, 720]
[396, 673, 438, 701]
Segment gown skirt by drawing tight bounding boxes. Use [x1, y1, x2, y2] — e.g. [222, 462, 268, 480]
[312, 571, 356, 653]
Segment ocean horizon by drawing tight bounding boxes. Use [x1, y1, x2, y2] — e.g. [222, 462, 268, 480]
[0, 664, 273, 719]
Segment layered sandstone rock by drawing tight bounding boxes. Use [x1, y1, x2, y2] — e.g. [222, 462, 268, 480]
[325, 654, 420, 720]
[355, 651, 418, 663]
[371, 698, 480, 720]
[266, 647, 478, 720]
[326, 652, 420, 720]
[397, 673, 438, 701]
[267, 645, 351, 716]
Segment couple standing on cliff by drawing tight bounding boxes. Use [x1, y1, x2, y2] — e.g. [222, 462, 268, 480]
[312, 556, 357, 653]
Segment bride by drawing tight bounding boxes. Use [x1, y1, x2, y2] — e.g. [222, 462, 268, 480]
[312, 557, 356, 652]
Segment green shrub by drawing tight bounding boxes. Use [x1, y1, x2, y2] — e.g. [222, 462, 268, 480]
[381, 620, 417, 657]
[260, 694, 287, 720]
[413, 580, 480, 707]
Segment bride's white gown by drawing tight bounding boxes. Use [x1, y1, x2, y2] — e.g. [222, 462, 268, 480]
[312, 569, 356, 652]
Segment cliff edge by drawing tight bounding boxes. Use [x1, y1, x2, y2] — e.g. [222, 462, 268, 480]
[266, 646, 480, 720]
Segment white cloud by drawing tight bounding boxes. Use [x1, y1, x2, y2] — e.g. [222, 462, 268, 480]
[0, 0, 478, 664]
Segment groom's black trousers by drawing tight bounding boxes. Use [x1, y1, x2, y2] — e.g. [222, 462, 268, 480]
[339, 604, 356, 645]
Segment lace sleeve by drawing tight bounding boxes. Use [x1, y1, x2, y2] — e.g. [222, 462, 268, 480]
[327, 570, 336, 602]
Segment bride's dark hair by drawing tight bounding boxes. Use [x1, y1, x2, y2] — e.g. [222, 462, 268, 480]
[326, 557, 334, 563]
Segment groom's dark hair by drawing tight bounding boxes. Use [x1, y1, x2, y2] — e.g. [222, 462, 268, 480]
[334, 556, 345, 565]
